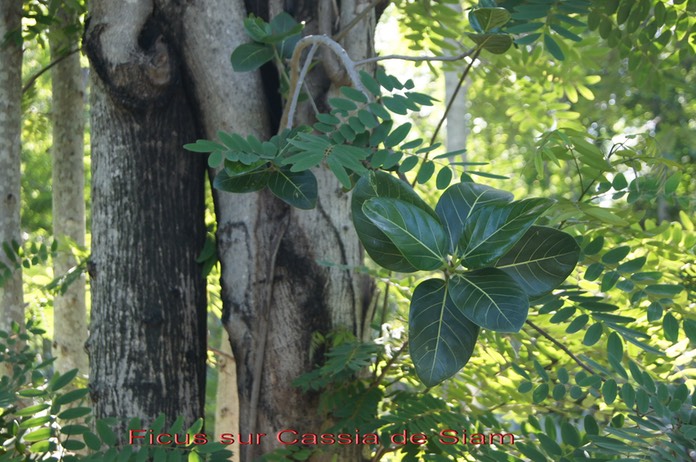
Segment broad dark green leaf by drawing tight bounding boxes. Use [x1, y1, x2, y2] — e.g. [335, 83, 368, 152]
[466, 33, 513, 54]
[450, 268, 529, 332]
[351, 171, 437, 272]
[473, 7, 511, 32]
[230, 42, 274, 72]
[363, 198, 448, 271]
[494, 226, 580, 298]
[213, 167, 270, 193]
[544, 33, 565, 60]
[268, 168, 317, 210]
[460, 198, 553, 268]
[435, 182, 513, 253]
[409, 279, 480, 387]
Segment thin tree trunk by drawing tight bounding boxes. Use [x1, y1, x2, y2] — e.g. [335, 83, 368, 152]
[49, 6, 88, 374]
[0, 0, 24, 332]
[444, 2, 469, 163]
[84, 1, 208, 436]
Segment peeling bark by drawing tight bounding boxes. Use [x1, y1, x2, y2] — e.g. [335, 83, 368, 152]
[0, 0, 24, 332]
[85, 1, 207, 435]
[50, 6, 88, 374]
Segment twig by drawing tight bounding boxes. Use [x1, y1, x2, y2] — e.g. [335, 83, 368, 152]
[411, 47, 482, 186]
[370, 340, 408, 389]
[333, 0, 383, 43]
[280, 35, 368, 131]
[285, 43, 318, 130]
[22, 47, 81, 94]
[355, 47, 477, 67]
[525, 320, 597, 376]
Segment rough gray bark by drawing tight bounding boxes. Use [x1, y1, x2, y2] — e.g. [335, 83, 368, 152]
[0, 0, 24, 332]
[183, 1, 375, 460]
[83, 0, 376, 458]
[84, 0, 208, 434]
[179, 0, 375, 459]
[49, 6, 88, 374]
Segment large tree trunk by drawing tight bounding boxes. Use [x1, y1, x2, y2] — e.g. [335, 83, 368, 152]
[50, 6, 88, 374]
[179, 1, 375, 460]
[84, 1, 208, 434]
[0, 0, 24, 332]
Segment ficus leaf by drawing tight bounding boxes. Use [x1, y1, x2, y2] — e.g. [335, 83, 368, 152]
[268, 168, 317, 210]
[435, 182, 513, 254]
[231, 42, 274, 72]
[460, 198, 554, 268]
[472, 7, 511, 32]
[362, 198, 448, 271]
[450, 268, 529, 332]
[351, 171, 437, 272]
[495, 226, 580, 298]
[409, 278, 480, 387]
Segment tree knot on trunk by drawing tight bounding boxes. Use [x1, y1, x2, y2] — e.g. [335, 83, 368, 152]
[84, 15, 178, 111]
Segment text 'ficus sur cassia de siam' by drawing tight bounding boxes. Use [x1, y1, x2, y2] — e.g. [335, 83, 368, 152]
[185, 10, 581, 388]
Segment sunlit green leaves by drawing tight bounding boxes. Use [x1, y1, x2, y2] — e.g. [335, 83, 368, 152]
[409, 279, 479, 387]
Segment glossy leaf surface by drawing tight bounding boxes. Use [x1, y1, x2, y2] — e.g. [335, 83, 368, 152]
[450, 268, 529, 332]
[495, 226, 580, 298]
[460, 198, 553, 268]
[351, 171, 437, 272]
[363, 198, 448, 271]
[435, 182, 513, 253]
[409, 279, 480, 387]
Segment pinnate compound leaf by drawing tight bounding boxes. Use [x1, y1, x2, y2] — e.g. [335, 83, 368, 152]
[363, 198, 448, 271]
[450, 268, 529, 332]
[351, 171, 437, 272]
[435, 182, 513, 253]
[495, 226, 580, 298]
[460, 198, 553, 268]
[231, 42, 274, 72]
[268, 168, 317, 210]
[409, 279, 479, 387]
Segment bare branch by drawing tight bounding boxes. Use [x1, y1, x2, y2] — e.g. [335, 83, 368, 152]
[23, 48, 81, 94]
[355, 47, 477, 67]
[525, 320, 598, 376]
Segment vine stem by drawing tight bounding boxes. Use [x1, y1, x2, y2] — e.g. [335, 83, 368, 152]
[280, 34, 368, 131]
[23, 47, 81, 94]
[411, 47, 482, 186]
[525, 320, 597, 376]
